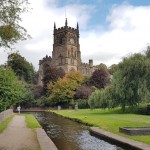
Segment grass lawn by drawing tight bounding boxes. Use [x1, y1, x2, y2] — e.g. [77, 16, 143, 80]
[0, 115, 14, 133]
[51, 109, 150, 144]
[22, 114, 41, 128]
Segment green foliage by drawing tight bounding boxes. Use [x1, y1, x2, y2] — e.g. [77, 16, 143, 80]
[88, 89, 107, 109]
[108, 64, 118, 75]
[23, 114, 41, 128]
[0, 0, 30, 48]
[47, 72, 85, 105]
[76, 99, 89, 109]
[19, 84, 35, 108]
[146, 45, 150, 58]
[88, 86, 115, 109]
[42, 66, 65, 94]
[112, 52, 150, 111]
[0, 66, 25, 111]
[7, 52, 35, 83]
[0, 115, 14, 133]
[95, 63, 107, 70]
[34, 96, 51, 107]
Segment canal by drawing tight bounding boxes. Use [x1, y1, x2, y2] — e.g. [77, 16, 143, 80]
[32, 112, 126, 150]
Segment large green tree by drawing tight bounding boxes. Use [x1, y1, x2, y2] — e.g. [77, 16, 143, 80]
[0, 66, 25, 112]
[7, 52, 35, 83]
[88, 86, 115, 109]
[112, 52, 150, 111]
[108, 64, 118, 75]
[0, 0, 29, 48]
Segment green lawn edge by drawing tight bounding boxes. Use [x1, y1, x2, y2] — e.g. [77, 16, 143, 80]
[50, 109, 150, 145]
[0, 115, 14, 133]
[22, 114, 42, 150]
[22, 114, 42, 129]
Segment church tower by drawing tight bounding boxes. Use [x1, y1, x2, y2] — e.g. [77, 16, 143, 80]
[38, 18, 94, 86]
[52, 18, 81, 73]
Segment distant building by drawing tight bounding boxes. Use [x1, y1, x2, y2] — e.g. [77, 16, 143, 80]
[38, 19, 94, 85]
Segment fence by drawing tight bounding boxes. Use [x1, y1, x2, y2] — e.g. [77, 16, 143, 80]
[0, 109, 13, 124]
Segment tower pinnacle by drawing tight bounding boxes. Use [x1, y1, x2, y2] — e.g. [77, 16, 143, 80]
[65, 18, 68, 27]
[77, 22, 79, 30]
[54, 22, 56, 29]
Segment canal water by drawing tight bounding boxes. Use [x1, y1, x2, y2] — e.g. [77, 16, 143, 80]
[32, 112, 126, 150]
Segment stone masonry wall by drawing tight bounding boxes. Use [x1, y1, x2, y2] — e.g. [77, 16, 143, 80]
[0, 109, 13, 124]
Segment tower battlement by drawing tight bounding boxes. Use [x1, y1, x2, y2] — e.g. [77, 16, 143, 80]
[55, 26, 78, 31]
[39, 55, 52, 65]
[54, 18, 79, 34]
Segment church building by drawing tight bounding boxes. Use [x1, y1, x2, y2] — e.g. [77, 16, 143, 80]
[38, 19, 94, 85]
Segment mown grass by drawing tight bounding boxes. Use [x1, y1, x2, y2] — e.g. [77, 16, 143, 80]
[51, 108, 150, 144]
[22, 114, 41, 128]
[0, 115, 14, 133]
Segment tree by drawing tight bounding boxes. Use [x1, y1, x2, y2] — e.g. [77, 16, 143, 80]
[75, 86, 94, 99]
[66, 71, 85, 85]
[89, 68, 110, 89]
[95, 63, 107, 70]
[145, 45, 150, 58]
[0, 0, 29, 48]
[47, 72, 85, 105]
[112, 53, 150, 111]
[42, 66, 65, 93]
[47, 77, 76, 105]
[108, 64, 118, 75]
[0, 66, 25, 111]
[19, 84, 34, 108]
[88, 86, 114, 109]
[7, 52, 35, 83]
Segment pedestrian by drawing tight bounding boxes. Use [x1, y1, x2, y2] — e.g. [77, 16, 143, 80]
[17, 105, 21, 114]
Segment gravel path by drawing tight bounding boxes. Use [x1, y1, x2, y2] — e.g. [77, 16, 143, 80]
[0, 115, 40, 150]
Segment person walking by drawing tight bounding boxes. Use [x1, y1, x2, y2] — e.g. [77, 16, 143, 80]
[17, 105, 21, 114]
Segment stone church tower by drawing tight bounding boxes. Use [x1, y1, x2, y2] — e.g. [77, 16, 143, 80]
[38, 19, 94, 85]
[52, 18, 81, 72]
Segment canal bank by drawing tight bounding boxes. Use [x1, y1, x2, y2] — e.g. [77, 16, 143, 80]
[36, 128, 58, 150]
[50, 111, 150, 150]
[0, 114, 58, 150]
[33, 111, 126, 150]
[90, 127, 150, 150]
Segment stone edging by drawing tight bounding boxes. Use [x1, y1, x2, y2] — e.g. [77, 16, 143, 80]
[36, 128, 58, 150]
[89, 127, 150, 150]
[0, 109, 13, 123]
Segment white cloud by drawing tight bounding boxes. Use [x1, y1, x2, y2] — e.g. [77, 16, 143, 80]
[80, 4, 150, 66]
[1, 1, 150, 70]
[14, 0, 93, 70]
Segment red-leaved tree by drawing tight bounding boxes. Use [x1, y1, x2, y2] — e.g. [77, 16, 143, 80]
[89, 68, 110, 89]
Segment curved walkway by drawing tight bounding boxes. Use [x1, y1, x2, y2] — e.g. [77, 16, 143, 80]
[0, 115, 40, 150]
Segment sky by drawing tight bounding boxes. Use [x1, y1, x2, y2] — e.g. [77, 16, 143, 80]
[1, 0, 150, 70]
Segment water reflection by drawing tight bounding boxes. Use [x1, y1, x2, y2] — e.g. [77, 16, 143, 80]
[33, 112, 125, 150]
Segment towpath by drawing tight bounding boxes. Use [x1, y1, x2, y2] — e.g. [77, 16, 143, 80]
[0, 115, 40, 150]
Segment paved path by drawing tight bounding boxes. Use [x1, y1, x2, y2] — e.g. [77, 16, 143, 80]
[0, 115, 40, 150]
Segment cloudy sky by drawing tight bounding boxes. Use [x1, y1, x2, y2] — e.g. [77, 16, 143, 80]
[1, 0, 150, 70]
